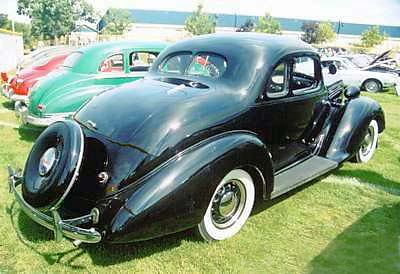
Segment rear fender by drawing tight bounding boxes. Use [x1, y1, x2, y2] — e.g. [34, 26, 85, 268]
[325, 96, 385, 163]
[106, 131, 273, 243]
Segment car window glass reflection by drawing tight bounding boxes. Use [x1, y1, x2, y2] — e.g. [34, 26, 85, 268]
[158, 52, 227, 79]
[267, 62, 287, 97]
[129, 52, 158, 72]
[291, 56, 319, 92]
[99, 54, 124, 73]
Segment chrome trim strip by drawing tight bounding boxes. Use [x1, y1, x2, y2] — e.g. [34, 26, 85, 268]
[9, 94, 29, 102]
[51, 122, 85, 211]
[8, 168, 101, 243]
[15, 104, 72, 127]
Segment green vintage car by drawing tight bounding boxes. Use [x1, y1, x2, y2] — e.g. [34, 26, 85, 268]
[15, 41, 168, 126]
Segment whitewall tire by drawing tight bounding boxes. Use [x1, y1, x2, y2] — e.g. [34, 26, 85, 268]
[197, 169, 255, 241]
[355, 119, 379, 163]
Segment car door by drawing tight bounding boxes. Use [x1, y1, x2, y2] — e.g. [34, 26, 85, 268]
[95, 52, 134, 86]
[252, 54, 326, 171]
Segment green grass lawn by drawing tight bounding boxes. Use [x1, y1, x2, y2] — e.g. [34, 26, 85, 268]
[0, 91, 399, 273]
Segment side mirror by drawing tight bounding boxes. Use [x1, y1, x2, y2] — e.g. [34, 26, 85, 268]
[328, 64, 337, 75]
[344, 86, 360, 99]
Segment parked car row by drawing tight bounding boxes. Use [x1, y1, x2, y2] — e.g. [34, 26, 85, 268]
[14, 41, 168, 127]
[319, 50, 400, 95]
[5, 33, 386, 246]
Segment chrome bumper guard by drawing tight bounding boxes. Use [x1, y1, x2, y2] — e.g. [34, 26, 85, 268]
[7, 166, 102, 244]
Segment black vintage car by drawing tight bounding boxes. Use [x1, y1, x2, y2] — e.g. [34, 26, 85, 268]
[8, 33, 385, 244]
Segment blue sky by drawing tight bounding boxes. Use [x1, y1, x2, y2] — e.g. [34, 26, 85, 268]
[1, 0, 400, 26]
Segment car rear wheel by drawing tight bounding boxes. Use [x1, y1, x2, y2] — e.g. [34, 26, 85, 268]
[363, 79, 382, 93]
[355, 119, 379, 163]
[197, 169, 255, 241]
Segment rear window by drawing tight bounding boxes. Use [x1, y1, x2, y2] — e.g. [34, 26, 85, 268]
[63, 52, 82, 68]
[158, 52, 227, 79]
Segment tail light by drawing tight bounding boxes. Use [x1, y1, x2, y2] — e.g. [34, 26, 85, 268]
[37, 104, 45, 111]
[1, 72, 8, 83]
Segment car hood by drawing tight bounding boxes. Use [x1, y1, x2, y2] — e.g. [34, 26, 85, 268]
[75, 78, 246, 156]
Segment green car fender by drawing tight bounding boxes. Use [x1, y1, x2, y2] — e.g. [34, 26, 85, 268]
[42, 84, 115, 114]
[28, 71, 88, 116]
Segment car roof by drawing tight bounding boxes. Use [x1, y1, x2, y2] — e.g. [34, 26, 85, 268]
[150, 33, 317, 96]
[161, 32, 315, 58]
[70, 40, 169, 73]
[78, 40, 169, 56]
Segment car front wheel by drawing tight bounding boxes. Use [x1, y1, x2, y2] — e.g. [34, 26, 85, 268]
[355, 119, 379, 163]
[363, 79, 382, 93]
[197, 169, 255, 241]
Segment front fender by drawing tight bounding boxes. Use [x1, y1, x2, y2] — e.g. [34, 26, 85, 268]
[105, 131, 273, 243]
[325, 96, 385, 163]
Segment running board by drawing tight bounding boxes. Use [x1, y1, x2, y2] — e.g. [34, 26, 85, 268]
[271, 156, 338, 199]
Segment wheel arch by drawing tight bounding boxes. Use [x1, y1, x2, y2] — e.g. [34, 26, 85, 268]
[105, 131, 273, 243]
[361, 78, 383, 92]
[324, 96, 385, 163]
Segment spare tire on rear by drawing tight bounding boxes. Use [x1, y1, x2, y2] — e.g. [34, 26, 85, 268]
[22, 120, 84, 211]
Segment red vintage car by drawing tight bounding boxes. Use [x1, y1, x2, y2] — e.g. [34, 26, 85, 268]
[2, 53, 69, 103]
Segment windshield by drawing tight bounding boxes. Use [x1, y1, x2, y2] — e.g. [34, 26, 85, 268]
[341, 58, 358, 69]
[157, 52, 227, 79]
[346, 55, 372, 68]
[63, 52, 82, 68]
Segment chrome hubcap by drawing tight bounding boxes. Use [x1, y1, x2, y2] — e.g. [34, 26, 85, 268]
[366, 81, 378, 92]
[38, 147, 57, 176]
[211, 179, 246, 228]
[360, 126, 375, 156]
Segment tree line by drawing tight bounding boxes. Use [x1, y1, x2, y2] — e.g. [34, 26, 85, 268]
[0, 1, 387, 50]
[185, 4, 387, 49]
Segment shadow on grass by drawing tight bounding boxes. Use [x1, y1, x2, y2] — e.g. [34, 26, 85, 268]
[252, 173, 331, 216]
[7, 201, 86, 269]
[8, 201, 202, 268]
[14, 125, 43, 142]
[81, 229, 200, 266]
[309, 203, 400, 274]
[2, 100, 14, 110]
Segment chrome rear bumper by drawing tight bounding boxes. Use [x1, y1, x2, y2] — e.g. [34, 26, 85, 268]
[14, 101, 69, 127]
[7, 166, 102, 244]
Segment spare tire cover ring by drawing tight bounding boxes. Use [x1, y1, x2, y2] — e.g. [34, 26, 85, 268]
[22, 120, 84, 211]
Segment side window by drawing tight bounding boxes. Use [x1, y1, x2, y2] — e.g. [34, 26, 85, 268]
[159, 53, 192, 75]
[290, 56, 320, 93]
[99, 54, 124, 73]
[129, 51, 159, 72]
[266, 62, 288, 98]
